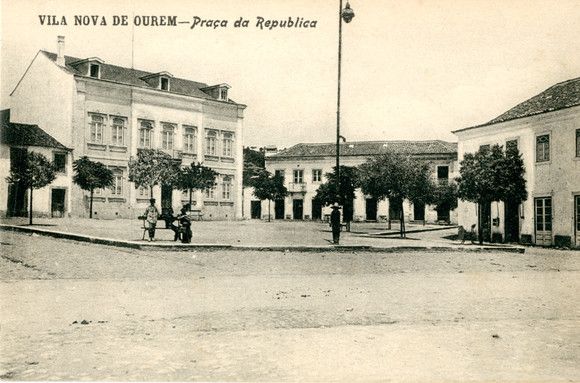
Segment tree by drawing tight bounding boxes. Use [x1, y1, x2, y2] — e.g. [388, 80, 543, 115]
[6, 151, 56, 225]
[243, 147, 265, 187]
[128, 149, 181, 195]
[314, 166, 359, 231]
[176, 162, 218, 206]
[358, 152, 434, 237]
[431, 181, 459, 223]
[73, 156, 114, 218]
[252, 171, 288, 222]
[456, 144, 527, 244]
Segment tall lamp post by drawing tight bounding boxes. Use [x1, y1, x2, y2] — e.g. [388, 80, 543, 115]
[336, 1, 354, 202]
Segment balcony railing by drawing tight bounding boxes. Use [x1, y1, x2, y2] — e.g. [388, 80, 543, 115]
[288, 182, 307, 193]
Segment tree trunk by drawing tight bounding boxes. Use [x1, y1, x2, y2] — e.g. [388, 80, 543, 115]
[29, 186, 33, 225]
[150, 185, 154, 198]
[268, 200, 271, 222]
[478, 202, 483, 245]
[400, 200, 405, 238]
[89, 189, 94, 218]
[189, 189, 192, 206]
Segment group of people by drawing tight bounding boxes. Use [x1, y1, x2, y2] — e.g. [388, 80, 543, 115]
[142, 198, 192, 243]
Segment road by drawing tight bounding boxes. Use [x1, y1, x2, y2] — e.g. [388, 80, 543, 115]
[1, 231, 579, 381]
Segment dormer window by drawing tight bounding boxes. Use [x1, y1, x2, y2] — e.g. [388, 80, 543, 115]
[219, 88, 228, 101]
[90, 63, 100, 78]
[160, 77, 170, 91]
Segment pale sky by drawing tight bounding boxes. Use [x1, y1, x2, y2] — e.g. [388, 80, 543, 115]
[2, 0, 580, 148]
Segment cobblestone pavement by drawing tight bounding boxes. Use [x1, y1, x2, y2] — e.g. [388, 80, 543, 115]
[0, 232, 578, 381]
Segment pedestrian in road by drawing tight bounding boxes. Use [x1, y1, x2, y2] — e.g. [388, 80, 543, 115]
[330, 202, 342, 244]
[176, 204, 193, 243]
[143, 198, 160, 242]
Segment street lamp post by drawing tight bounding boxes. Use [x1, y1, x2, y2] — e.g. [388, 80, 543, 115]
[336, 1, 354, 203]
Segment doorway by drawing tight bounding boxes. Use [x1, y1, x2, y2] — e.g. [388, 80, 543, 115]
[366, 198, 377, 221]
[51, 188, 66, 218]
[293, 199, 304, 220]
[274, 199, 285, 220]
[389, 200, 401, 221]
[161, 184, 173, 224]
[7, 147, 28, 217]
[250, 200, 261, 219]
[311, 198, 322, 220]
[535, 197, 552, 246]
[575, 196, 580, 248]
[504, 200, 520, 243]
[413, 202, 425, 221]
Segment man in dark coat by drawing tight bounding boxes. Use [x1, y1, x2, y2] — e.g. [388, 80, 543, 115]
[330, 203, 342, 244]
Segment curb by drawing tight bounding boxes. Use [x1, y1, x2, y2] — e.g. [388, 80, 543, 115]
[0, 224, 525, 253]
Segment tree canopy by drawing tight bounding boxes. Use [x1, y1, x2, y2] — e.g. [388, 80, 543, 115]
[358, 152, 434, 237]
[6, 151, 56, 225]
[252, 171, 288, 221]
[73, 156, 114, 218]
[176, 162, 219, 206]
[243, 147, 266, 187]
[314, 165, 359, 223]
[128, 149, 181, 194]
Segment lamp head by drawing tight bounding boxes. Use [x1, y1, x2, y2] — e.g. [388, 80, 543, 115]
[341, 2, 355, 23]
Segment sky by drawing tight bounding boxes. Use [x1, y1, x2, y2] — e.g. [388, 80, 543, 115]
[2, 0, 580, 148]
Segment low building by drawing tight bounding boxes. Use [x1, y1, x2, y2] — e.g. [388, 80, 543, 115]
[0, 110, 72, 218]
[7, 36, 246, 219]
[453, 76, 580, 247]
[245, 140, 458, 223]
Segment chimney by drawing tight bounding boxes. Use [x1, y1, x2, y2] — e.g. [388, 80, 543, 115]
[56, 36, 65, 66]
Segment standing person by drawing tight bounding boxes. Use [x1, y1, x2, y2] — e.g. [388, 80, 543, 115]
[177, 204, 192, 243]
[143, 198, 160, 242]
[330, 202, 342, 244]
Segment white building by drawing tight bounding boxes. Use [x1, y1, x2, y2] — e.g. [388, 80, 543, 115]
[6, 36, 246, 219]
[453, 76, 580, 248]
[245, 140, 458, 223]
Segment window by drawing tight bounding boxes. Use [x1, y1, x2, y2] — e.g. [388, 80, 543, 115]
[576, 129, 580, 157]
[219, 88, 228, 101]
[536, 134, 550, 162]
[506, 139, 518, 152]
[139, 120, 153, 148]
[205, 185, 215, 199]
[312, 169, 322, 182]
[293, 169, 304, 184]
[161, 123, 175, 150]
[111, 173, 123, 195]
[53, 152, 66, 173]
[222, 176, 232, 200]
[183, 126, 197, 153]
[437, 166, 449, 184]
[89, 114, 105, 143]
[222, 132, 234, 157]
[160, 77, 169, 91]
[138, 187, 149, 198]
[89, 64, 100, 78]
[535, 197, 552, 232]
[205, 130, 217, 155]
[275, 170, 285, 182]
[111, 117, 126, 146]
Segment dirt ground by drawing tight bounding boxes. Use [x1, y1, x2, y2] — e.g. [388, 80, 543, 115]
[0, 231, 578, 381]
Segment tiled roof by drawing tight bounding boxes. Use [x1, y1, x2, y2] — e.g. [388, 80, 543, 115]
[41, 51, 236, 103]
[270, 140, 457, 159]
[455, 76, 580, 133]
[0, 110, 69, 150]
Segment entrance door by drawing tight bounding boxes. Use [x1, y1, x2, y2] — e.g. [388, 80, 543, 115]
[413, 202, 425, 221]
[504, 200, 520, 243]
[51, 189, 66, 218]
[250, 201, 261, 219]
[293, 199, 304, 220]
[274, 199, 285, 219]
[389, 200, 401, 221]
[535, 197, 552, 246]
[366, 198, 377, 221]
[311, 198, 322, 220]
[575, 196, 580, 247]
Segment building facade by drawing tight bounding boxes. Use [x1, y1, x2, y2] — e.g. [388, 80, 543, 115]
[1, 110, 72, 218]
[245, 140, 458, 223]
[453, 77, 580, 248]
[7, 36, 246, 219]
